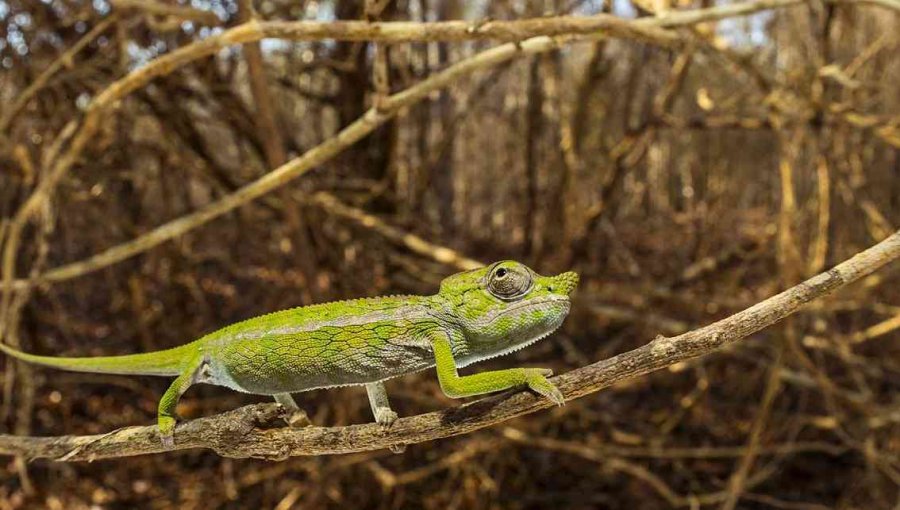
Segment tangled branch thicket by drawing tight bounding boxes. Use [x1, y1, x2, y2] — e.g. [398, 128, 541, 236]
[0, 0, 898, 508]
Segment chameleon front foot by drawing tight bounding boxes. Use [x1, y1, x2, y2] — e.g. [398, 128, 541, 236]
[524, 368, 565, 406]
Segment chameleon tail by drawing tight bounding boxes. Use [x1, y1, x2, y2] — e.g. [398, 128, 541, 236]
[0, 341, 197, 376]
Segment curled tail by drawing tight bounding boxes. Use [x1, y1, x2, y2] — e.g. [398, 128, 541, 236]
[0, 341, 199, 376]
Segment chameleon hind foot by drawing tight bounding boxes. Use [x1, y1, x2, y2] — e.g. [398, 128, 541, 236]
[158, 416, 176, 449]
[285, 410, 312, 427]
[274, 393, 312, 427]
[157, 364, 201, 449]
[373, 407, 398, 427]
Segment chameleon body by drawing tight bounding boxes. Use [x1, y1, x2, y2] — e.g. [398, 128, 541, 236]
[0, 261, 578, 447]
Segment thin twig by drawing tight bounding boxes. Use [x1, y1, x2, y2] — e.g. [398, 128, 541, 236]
[306, 192, 483, 272]
[719, 343, 785, 510]
[500, 428, 847, 459]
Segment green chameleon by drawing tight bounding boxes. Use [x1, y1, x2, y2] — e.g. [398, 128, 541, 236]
[0, 261, 578, 447]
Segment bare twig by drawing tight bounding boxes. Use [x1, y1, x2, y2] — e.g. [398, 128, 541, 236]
[0, 230, 896, 461]
[500, 428, 847, 459]
[848, 313, 900, 344]
[306, 192, 483, 272]
[719, 344, 784, 510]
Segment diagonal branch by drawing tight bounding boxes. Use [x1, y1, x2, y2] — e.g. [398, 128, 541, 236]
[1, 230, 897, 462]
[305, 192, 484, 272]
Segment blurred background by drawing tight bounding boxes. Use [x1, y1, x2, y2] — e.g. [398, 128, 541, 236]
[1, 0, 899, 508]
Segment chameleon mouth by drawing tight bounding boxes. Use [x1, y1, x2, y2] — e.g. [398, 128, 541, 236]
[482, 294, 571, 322]
[456, 308, 569, 367]
[457, 298, 571, 368]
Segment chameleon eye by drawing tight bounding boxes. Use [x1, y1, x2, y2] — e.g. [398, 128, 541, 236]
[488, 266, 532, 301]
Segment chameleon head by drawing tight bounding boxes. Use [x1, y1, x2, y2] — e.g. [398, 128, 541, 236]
[438, 260, 579, 367]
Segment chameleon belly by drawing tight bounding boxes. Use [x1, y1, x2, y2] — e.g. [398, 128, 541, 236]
[208, 319, 440, 394]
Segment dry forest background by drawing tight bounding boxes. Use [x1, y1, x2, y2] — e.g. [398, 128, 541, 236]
[1, 0, 899, 508]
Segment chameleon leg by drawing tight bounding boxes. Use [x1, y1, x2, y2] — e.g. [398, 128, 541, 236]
[431, 334, 564, 405]
[365, 382, 398, 427]
[273, 392, 311, 427]
[157, 360, 202, 448]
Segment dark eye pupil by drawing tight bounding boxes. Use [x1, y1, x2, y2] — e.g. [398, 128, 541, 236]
[496, 268, 507, 277]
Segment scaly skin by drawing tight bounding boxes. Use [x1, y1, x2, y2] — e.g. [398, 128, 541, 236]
[0, 261, 578, 447]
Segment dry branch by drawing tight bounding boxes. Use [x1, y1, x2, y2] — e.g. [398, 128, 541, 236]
[0, 230, 897, 462]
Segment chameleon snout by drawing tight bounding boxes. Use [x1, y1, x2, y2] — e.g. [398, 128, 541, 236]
[551, 271, 579, 296]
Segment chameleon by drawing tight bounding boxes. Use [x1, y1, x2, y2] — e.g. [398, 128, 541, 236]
[0, 260, 578, 447]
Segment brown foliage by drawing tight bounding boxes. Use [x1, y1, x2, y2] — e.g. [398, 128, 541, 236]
[0, 0, 899, 508]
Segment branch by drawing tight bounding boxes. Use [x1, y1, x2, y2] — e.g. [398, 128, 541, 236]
[1, 230, 897, 462]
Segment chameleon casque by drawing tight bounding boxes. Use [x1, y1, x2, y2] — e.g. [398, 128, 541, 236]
[0, 261, 578, 447]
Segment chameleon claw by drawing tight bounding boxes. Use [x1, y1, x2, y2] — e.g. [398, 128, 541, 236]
[543, 385, 566, 406]
[524, 368, 565, 406]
